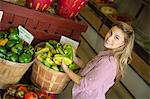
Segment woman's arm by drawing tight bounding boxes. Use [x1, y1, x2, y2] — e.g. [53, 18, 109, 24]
[73, 48, 85, 68]
[61, 60, 82, 85]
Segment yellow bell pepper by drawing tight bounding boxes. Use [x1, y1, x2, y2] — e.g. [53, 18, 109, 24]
[0, 38, 9, 46]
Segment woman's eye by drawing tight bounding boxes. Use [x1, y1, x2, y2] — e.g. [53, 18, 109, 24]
[115, 36, 119, 40]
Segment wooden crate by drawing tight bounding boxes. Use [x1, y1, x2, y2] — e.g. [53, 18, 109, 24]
[0, 1, 88, 45]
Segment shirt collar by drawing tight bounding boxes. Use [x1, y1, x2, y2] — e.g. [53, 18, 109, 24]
[97, 50, 113, 57]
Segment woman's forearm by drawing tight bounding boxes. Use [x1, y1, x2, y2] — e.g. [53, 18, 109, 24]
[64, 67, 82, 85]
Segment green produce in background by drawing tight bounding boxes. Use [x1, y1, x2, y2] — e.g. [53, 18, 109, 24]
[5, 52, 18, 62]
[63, 43, 73, 60]
[47, 51, 52, 58]
[51, 65, 59, 71]
[8, 27, 20, 41]
[35, 47, 49, 55]
[46, 42, 55, 50]
[11, 43, 23, 55]
[43, 58, 55, 68]
[6, 52, 13, 60]
[9, 27, 19, 34]
[53, 54, 72, 65]
[36, 40, 80, 73]
[0, 27, 35, 63]
[19, 53, 32, 63]
[58, 66, 64, 72]
[0, 31, 8, 39]
[0, 53, 5, 58]
[46, 58, 55, 65]
[5, 40, 17, 50]
[56, 43, 65, 55]
[10, 53, 18, 62]
[15, 90, 25, 98]
[69, 63, 80, 71]
[48, 40, 58, 49]
[23, 45, 35, 55]
[0, 46, 7, 54]
[37, 54, 44, 63]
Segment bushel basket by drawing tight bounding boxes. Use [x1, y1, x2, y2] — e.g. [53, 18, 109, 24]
[31, 59, 71, 94]
[0, 58, 34, 89]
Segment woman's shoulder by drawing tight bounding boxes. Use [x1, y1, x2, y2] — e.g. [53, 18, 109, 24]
[100, 55, 117, 69]
[100, 52, 115, 62]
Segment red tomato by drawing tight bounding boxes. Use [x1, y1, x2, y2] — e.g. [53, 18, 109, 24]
[24, 91, 38, 99]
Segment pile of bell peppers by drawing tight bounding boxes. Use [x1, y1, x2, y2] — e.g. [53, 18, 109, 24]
[36, 40, 80, 72]
[0, 27, 34, 63]
[4, 84, 56, 99]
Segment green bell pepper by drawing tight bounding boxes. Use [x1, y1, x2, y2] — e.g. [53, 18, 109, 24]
[47, 51, 52, 58]
[8, 32, 20, 41]
[10, 53, 18, 62]
[9, 27, 19, 34]
[37, 54, 44, 62]
[46, 42, 55, 50]
[53, 54, 72, 65]
[56, 45, 65, 55]
[5, 40, 17, 50]
[58, 66, 64, 72]
[44, 58, 55, 67]
[11, 43, 23, 55]
[0, 46, 7, 54]
[69, 62, 80, 71]
[8, 27, 19, 41]
[0, 52, 5, 59]
[51, 65, 59, 71]
[63, 43, 73, 60]
[44, 58, 55, 68]
[23, 45, 34, 55]
[5, 52, 18, 62]
[48, 40, 58, 49]
[15, 90, 25, 98]
[19, 53, 32, 63]
[0, 31, 8, 39]
[35, 47, 49, 56]
[5, 52, 13, 60]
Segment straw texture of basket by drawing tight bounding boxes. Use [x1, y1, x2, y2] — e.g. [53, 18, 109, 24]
[31, 59, 71, 94]
[0, 58, 34, 89]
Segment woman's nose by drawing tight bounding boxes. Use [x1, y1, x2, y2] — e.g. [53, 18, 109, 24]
[107, 36, 113, 42]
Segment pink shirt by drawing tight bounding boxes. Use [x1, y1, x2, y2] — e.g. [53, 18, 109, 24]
[72, 50, 117, 99]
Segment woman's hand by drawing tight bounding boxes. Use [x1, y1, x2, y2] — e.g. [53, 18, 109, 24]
[72, 48, 85, 68]
[61, 59, 68, 71]
[61, 59, 82, 84]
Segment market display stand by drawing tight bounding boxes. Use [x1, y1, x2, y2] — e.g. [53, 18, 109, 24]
[0, 1, 88, 45]
[0, 1, 88, 97]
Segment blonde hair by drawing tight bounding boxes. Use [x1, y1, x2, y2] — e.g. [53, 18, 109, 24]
[112, 21, 135, 81]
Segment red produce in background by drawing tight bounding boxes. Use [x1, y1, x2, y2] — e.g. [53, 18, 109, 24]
[26, 0, 53, 11]
[57, 0, 88, 19]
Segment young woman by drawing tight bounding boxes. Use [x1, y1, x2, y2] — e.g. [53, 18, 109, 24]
[61, 21, 135, 99]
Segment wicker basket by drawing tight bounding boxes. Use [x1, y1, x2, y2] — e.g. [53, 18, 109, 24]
[0, 58, 34, 89]
[31, 42, 71, 94]
[31, 59, 71, 94]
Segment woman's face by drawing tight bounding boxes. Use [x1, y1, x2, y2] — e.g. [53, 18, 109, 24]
[104, 26, 125, 49]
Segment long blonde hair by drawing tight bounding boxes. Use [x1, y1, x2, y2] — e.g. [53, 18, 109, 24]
[112, 21, 135, 81]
